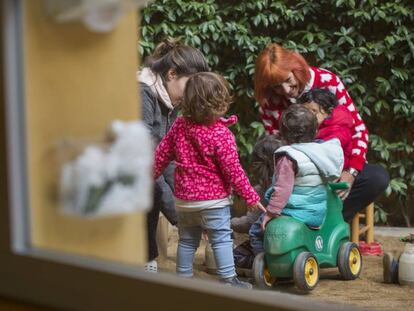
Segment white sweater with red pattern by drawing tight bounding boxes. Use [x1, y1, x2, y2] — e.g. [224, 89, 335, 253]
[259, 66, 368, 171]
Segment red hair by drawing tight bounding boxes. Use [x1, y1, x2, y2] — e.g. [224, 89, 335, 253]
[254, 43, 311, 106]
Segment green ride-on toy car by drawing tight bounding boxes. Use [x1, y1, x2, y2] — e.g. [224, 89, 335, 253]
[253, 182, 362, 292]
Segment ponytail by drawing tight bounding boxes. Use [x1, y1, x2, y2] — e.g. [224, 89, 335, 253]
[144, 37, 210, 78]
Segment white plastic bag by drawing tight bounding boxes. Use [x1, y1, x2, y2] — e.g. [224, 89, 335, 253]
[60, 120, 153, 218]
[44, 0, 151, 33]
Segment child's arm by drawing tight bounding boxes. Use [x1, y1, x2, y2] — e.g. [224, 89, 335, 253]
[261, 156, 296, 230]
[317, 106, 354, 152]
[318, 125, 352, 153]
[215, 128, 264, 211]
[154, 120, 178, 180]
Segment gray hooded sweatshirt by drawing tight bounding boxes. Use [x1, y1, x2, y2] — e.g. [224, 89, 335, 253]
[138, 68, 178, 225]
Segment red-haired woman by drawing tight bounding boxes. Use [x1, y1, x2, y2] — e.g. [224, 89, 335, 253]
[254, 43, 389, 221]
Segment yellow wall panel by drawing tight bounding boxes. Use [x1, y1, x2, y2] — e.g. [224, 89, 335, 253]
[23, 0, 146, 265]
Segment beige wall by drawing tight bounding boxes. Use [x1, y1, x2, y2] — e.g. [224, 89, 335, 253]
[23, 0, 146, 265]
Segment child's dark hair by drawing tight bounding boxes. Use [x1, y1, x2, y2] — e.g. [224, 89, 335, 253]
[144, 38, 210, 79]
[297, 88, 338, 113]
[279, 104, 317, 144]
[251, 135, 283, 191]
[182, 72, 232, 125]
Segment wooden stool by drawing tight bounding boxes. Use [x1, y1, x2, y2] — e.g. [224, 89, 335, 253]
[351, 203, 374, 244]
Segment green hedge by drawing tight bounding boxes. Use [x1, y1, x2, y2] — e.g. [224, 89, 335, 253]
[140, 0, 414, 226]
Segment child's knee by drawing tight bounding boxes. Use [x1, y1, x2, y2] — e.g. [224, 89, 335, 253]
[207, 228, 232, 245]
[179, 236, 200, 249]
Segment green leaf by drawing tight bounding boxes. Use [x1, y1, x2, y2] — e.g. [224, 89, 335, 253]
[193, 35, 201, 46]
[250, 121, 263, 129]
[316, 48, 325, 59]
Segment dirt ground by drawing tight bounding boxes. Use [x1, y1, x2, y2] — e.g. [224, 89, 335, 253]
[157, 227, 414, 311]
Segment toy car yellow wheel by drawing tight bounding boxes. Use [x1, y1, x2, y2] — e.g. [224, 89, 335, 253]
[338, 242, 362, 280]
[253, 252, 276, 289]
[293, 252, 319, 292]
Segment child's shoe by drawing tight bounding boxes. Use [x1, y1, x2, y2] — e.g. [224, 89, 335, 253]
[144, 260, 158, 273]
[383, 252, 398, 283]
[233, 240, 254, 269]
[220, 276, 252, 289]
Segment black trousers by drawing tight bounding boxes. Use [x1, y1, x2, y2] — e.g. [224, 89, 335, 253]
[147, 164, 177, 262]
[146, 199, 160, 261]
[342, 163, 390, 222]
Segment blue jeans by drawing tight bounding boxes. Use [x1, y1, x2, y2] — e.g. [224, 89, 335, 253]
[176, 207, 236, 278]
[249, 212, 265, 256]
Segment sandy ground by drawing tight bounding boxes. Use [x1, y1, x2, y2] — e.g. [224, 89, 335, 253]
[157, 227, 414, 311]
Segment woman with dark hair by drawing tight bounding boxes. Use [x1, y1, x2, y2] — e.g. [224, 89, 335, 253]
[254, 43, 389, 222]
[138, 38, 210, 272]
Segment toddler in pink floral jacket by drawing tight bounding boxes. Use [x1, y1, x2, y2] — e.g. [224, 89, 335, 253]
[154, 72, 265, 289]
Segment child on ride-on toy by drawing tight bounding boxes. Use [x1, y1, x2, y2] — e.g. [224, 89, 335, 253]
[249, 104, 344, 256]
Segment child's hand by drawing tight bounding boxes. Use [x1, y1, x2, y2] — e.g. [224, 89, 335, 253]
[261, 213, 274, 231]
[248, 202, 266, 213]
[337, 170, 355, 200]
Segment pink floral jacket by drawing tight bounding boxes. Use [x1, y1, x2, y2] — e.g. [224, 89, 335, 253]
[154, 116, 260, 206]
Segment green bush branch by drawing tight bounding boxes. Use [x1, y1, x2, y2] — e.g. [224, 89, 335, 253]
[140, 0, 414, 226]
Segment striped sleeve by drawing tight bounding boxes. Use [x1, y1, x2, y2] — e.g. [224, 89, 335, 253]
[259, 102, 282, 136]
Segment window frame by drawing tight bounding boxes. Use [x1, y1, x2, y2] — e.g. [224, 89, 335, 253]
[0, 1, 353, 310]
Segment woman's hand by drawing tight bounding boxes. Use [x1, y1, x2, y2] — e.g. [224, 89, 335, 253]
[337, 170, 355, 200]
[248, 202, 266, 213]
[261, 213, 274, 231]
